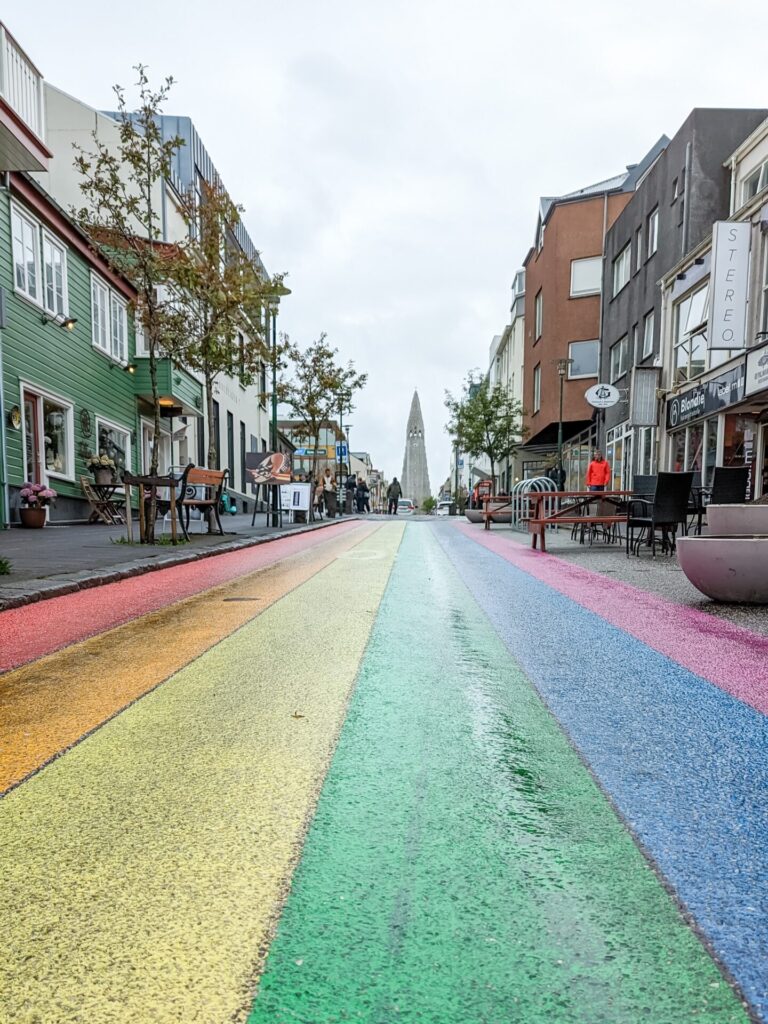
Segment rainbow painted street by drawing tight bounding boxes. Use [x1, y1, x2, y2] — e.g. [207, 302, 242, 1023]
[2, 519, 768, 1023]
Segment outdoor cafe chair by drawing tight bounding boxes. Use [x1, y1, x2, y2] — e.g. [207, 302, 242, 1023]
[626, 471, 693, 557]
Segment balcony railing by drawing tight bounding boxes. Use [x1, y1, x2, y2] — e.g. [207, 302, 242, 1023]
[0, 23, 44, 140]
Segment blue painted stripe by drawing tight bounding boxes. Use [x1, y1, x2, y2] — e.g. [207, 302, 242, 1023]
[435, 525, 768, 1019]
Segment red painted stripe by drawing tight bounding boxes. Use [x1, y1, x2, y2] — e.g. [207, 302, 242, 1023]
[0, 522, 362, 673]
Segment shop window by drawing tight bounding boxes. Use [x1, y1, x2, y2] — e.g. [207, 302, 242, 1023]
[570, 257, 602, 297]
[43, 396, 72, 478]
[96, 418, 131, 477]
[610, 336, 628, 382]
[606, 422, 632, 490]
[723, 414, 758, 499]
[637, 426, 656, 476]
[612, 245, 631, 296]
[670, 429, 687, 473]
[567, 340, 598, 379]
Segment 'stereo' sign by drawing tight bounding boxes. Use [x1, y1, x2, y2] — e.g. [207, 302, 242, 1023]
[708, 221, 750, 350]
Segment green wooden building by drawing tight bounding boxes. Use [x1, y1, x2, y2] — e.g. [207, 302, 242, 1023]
[0, 171, 202, 524]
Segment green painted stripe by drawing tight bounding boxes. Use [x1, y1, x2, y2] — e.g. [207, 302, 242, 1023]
[249, 523, 747, 1024]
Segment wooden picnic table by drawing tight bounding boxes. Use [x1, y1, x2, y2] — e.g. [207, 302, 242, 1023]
[522, 490, 636, 552]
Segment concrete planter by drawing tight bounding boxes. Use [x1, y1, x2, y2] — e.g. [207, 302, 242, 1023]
[465, 504, 512, 525]
[706, 504, 768, 537]
[677, 536, 768, 603]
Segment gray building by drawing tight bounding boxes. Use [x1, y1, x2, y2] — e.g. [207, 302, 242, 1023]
[599, 108, 768, 488]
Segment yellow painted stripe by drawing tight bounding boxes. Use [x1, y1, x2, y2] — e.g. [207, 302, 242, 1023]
[0, 524, 404, 1024]
[0, 523, 380, 794]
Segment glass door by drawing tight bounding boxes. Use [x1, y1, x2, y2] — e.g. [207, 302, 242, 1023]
[23, 391, 42, 484]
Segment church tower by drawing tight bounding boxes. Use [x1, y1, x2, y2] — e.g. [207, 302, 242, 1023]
[400, 390, 432, 507]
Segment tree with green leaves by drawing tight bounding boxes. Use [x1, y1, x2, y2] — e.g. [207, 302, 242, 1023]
[73, 65, 189, 541]
[444, 371, 526, 489]
[167, 178, 285, 470]
[278, 335, 367, 473]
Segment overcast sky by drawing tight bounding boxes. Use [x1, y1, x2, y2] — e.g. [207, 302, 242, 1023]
[8, 0, 768, 487]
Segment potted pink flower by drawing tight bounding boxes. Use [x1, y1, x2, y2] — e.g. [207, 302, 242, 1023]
[19, 482, 57, 528]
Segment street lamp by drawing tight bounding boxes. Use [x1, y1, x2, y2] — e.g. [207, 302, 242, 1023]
[265, 280, 291, 525]
[555, 357, 574, 485]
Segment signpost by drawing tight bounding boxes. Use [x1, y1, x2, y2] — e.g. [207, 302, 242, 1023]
[585, 383, 621, 409]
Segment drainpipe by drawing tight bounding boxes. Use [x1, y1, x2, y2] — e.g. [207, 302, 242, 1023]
[596, 191, 609, 450]
[681, 141, 692, 257]
[0, 172, 9, 527]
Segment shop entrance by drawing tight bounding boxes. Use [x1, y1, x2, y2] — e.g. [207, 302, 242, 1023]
[23, 390, 42, 484]
[723, 413, 759, 499]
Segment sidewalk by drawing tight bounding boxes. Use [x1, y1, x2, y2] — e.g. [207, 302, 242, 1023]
[0, 512, 364, 610]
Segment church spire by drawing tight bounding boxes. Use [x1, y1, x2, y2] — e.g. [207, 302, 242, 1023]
[400, 390, 431, 507]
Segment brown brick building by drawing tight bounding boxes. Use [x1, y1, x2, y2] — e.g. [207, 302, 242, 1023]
[520, 146, 666, 485]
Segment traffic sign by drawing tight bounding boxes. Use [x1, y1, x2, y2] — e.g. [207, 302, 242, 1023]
[336, 443, 348, 460]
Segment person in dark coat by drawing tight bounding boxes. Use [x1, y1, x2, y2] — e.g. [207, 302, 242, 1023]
[387, 478, 402, 514]
[355, 477, 369, 513]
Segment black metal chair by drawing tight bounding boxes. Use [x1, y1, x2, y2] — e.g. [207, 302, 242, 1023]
[626, 471, 693, 557]
[633, 474, 657, 499]
[708, 466, 750, 505]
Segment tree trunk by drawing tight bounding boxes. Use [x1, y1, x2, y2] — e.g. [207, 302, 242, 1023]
[145, 311, 160, 545]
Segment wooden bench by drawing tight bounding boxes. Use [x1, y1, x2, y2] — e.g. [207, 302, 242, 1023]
[528, 515, 626, 552]
[181, 467, 228, 538]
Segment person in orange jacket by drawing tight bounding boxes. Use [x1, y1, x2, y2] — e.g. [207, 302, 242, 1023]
[585, 450, 611, 491]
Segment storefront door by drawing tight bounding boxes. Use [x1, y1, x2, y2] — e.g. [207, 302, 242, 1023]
[23, 391, 42, 484]
[723, 413, 759, 499]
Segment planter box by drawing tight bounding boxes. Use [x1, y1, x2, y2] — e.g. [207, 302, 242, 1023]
[677, 536, 768, 603]
[706, 504, 768, 537]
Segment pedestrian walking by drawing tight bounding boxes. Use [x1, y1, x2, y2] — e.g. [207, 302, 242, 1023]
[355, 476, 369, 513]
[585, 450, 611, 492]
[387, 477, 402, 515]
[323, 467, 337, 518]
[548, 462, 567, 490]
[313, 477, 324, 519]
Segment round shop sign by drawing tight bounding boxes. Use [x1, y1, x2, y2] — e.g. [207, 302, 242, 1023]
[584, 383, 620, 409]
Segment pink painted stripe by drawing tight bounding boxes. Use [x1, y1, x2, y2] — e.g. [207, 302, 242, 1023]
[456, 522, 768, 715]
[0, 522, 364, 673]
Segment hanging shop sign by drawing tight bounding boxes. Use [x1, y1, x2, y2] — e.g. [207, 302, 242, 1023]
[745, 342, 768, 397]
[584, 383, 620, 408]
[708, 221, 751, 350]
[666, 362, 746, 429]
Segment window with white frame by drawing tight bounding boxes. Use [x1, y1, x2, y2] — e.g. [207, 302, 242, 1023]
[568, 339, 599, 378]
[533, 363, 541, 412]
[534, 290, 543, 339]
[647, 207, 659, 257]
[642, 309, 655, 359]
[631, 323, 640, 364]
[612, 245, 631, 296]
[91, 273, 128, 362]
[91, 276, 109, 354]
[110, 295, 127, 363]
[761, 241, 768, 335]
[42, 232, 67, 316]
[610, 335, 628, 381]
[96, 417, 131, 477]
[673, 283, 708, 382]
[11, 205, 41, 303]
[742, 160, 768, 206]
[570, 256, 602, 297]
[41, 394, 73, 478]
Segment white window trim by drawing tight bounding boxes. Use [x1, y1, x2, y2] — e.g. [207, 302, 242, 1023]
[95, 415, 132, 479]
[642, 311, 655, 359]
[91, 271, 128, 364]
[10, 202, 42, 307]
[612, 245, 631, 297]
[534, 291, 543, 340]
[570, 257, 602, 298]
[567, 339, 599, 379]
[19, 379, 75, 483]
[610, 336, 628, 382]
[110, 292, 128, 363]
[533, 364, 541, 412]
[647, 208, 659, 257]
[41, 228, 69, 318]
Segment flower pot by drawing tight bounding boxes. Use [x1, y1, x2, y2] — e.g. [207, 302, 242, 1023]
[19, 506, 46, 529]
[94, 469, 115, 486]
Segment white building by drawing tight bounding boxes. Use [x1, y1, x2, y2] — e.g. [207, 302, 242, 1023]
[33, 83, 272, 509]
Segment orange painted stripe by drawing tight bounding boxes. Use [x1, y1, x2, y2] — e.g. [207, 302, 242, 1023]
[0, 524, 380, 796]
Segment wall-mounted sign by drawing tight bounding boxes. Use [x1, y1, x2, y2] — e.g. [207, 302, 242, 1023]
[708, 221, 750, 350]
[745, 343, 768, 397]
[585, 383, 620, 408]
[7, 405, 21, 430]
[666, 362, 746, 429]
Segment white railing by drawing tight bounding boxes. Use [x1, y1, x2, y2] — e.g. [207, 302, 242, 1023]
[0, 24, 44, 140]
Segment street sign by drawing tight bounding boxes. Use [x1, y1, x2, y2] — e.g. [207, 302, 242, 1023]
[585, 383, 620, 409]
[336, 443, 348, 460]
[458, 459, 464, 467]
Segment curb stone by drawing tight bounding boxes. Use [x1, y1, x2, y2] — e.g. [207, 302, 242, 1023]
[0, 518, 357, 612]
